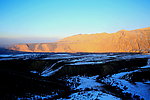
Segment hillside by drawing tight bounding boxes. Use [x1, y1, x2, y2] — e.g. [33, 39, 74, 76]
[10, 27, 150, 53]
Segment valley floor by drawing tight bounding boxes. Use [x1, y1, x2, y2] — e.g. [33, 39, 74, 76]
[0, 52, 150, 100]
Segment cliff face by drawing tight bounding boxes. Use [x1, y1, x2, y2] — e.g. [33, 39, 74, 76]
[10, 27, 150, 53]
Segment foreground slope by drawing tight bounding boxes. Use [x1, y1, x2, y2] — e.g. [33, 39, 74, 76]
[10, 27, 150, 53]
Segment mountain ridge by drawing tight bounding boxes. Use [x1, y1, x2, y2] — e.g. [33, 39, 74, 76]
[10, 27, 150, 53]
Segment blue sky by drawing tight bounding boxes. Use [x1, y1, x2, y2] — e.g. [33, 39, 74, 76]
[0, 0, 150, 43]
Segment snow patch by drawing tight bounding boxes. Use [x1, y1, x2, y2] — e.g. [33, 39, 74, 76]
[102, 69, 150, 100]
[68, 61, 103, 65]
[77, 75, 103, 90]
[59, 91, 120, 100]
[144, 81, 150, 84]
[67, 75, 103, 90]
[30, 71, 38, 74]
[0, 54, 12, 57]
[41, 66, 63, 77]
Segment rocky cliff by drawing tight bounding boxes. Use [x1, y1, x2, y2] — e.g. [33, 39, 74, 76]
[10, 27, 150, 53]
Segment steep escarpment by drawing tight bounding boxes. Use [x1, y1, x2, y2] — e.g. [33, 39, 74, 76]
[10, 27, 150, 53]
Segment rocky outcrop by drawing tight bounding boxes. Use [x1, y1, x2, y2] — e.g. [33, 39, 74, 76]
[10, 27, 150, 53]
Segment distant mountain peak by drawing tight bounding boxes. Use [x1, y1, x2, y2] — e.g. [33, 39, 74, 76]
[10, 27, 150, 53]
[136, 27, 150, 30]
[117, 29, 128, 33]
[119, 29, 128, 31]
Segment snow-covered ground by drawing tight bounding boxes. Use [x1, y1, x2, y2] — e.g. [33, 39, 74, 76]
[67, 53, 150, 66]
[68, 61, 103, 65]
[0, 53, 46, 60]
[0, 53, 150, 62]
[41, 66, 63, 77]
[62, 90, 121, 100]
[1, 53, 150, 99]
[63, 75, 120, 100]
[67, 75, 103, 90]
[40, 53, 150, 78]
[101, 59, 150, 100]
